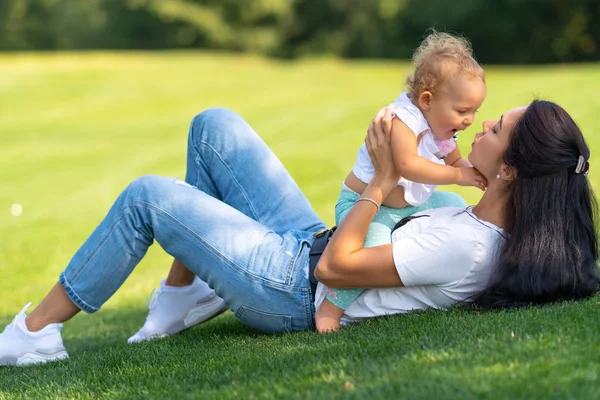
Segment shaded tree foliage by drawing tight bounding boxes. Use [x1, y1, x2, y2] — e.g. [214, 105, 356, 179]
[0, 0, 598, 63]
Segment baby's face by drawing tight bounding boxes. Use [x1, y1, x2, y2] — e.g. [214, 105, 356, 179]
[427, 74, 487, 141]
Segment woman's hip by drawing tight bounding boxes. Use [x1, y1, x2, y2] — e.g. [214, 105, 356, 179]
[222, 239, 316, 333]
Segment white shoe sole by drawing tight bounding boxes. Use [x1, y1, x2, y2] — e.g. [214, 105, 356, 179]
[182, 296, 229, 330]
[128, 296, 228, 344]
[0, 350, 69, 367]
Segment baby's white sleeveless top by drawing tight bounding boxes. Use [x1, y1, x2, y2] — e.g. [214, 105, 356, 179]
[352, 92, 456, 206]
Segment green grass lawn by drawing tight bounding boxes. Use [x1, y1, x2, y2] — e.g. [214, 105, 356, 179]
[1, 52, 599, 399]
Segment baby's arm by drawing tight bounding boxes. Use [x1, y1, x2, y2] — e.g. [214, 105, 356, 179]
[444, 147, 471, 168]
[391, 119, 485, 188]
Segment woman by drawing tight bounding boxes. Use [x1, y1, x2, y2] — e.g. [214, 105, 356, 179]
[1, 101, 597, 366]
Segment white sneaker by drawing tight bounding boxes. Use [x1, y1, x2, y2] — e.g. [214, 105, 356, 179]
[0, 303, 69, 366]
[127, 277, 228, 344]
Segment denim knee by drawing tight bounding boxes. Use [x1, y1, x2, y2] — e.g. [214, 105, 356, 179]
[126, 174, 160, 193]
[120, 175, 168, 208]
[190, 107, 241, 137]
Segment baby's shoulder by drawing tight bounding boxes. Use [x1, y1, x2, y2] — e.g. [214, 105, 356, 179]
[389, 92, 423, 117]
[389, 98, 429, 137]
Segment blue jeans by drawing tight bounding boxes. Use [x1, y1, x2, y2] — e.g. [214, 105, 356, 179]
[59, 108, 326, 333]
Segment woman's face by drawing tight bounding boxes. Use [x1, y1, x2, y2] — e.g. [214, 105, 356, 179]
[468, 106, 527, 179]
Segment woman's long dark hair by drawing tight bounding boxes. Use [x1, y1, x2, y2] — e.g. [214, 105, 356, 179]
[471, 100, 599, 308]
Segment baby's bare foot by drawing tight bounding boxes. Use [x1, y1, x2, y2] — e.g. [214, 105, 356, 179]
[315, 315, 341, 334]
[315, 299, 344, 334]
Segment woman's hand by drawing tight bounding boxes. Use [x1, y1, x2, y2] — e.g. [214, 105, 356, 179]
[366, 107, 400, 187]
[313, 106, 403, 289]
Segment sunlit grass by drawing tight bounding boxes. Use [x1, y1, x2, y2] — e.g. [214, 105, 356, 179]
[1, 52, 599, 399]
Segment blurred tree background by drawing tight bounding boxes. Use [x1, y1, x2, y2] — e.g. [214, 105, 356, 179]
[0, 0, 598, 63]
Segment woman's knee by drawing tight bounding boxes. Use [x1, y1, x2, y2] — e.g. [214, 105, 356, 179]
[128, 174, 161, 189]
[124, 175, 166, 201]
[189, 107, 242, 140]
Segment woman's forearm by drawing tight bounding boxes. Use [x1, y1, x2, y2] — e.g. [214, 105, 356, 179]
[314, 105, 401, 287]
[319, 177, 395, 272]
[332, 177, 394, 249]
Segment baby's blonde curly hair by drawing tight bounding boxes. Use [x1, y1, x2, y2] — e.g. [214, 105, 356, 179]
[405, 31, 485, 99]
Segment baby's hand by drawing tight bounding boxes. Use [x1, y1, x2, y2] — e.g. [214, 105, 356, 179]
[457, 166, 487, 191]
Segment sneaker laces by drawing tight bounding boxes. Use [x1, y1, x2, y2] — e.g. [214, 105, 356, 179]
[146, 288, 163, 311]
[5, 302, 32, 334]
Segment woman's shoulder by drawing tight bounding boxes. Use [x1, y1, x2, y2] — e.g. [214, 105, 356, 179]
[443, 208, 506, 276]
[452, 207, 506, 241]
[427, 207, 505, 253]
[433, 208, 505, 289]
[390, 206, 503, 289]
[393, 207, 500, 251]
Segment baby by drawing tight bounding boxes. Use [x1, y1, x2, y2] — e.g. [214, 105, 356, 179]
[315, 32, 487, 333]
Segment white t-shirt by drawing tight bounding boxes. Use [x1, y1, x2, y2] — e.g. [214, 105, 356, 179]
[352, 92, 457, 206]
[314, 206, 505, 326]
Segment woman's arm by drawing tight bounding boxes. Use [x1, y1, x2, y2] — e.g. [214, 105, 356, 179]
[315, 108, 404, 288]
[314, 183, 401, 288]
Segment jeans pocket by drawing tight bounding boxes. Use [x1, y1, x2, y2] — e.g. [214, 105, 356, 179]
[234, 305, 292, 334]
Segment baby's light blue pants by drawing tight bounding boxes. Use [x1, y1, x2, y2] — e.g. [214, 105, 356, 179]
[324, 188, 467, 309]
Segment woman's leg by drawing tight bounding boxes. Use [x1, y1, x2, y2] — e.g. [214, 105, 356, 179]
[182, 108, 324, 235]
[165, 108, 325, 286]
[128, 108, 326, 341]
[27, 108, 325, 333]
[26, 284, 80, 331]
[27, 175, 316, 334]
[165, 259, 196, 286]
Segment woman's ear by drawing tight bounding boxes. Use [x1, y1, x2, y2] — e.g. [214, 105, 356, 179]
[418, 91, 433, 111]
[498, 164, 517, 182]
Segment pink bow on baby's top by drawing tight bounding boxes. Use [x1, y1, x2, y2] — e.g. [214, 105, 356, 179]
[434, 138, 457, 157]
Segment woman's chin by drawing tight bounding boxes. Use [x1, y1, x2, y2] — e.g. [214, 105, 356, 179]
[467, 152, 474, 166]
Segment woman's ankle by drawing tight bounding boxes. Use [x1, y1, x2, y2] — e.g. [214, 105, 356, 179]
[165, 260, 196, 287]
[24, 315, 48, 333]
[24, 283, 80, 332]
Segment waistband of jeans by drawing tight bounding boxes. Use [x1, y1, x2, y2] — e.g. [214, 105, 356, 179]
[308, 227, 336, 302]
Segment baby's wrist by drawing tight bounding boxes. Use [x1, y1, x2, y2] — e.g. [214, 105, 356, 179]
[453, 158, 472, 168]
[453, 167, 463, 184]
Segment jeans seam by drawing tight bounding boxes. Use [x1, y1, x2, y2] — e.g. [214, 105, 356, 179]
[70, 215, 126, 284]
[285, 241, 304, 286]
[285, 315, 292, 332]
[132, 200, 306, 292]
[195, 139, 260, 221]
[303, 288, 315, 331]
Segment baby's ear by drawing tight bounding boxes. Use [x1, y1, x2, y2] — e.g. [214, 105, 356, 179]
[418, 91, 433, 110]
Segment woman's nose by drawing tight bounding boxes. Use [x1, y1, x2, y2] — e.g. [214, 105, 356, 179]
[482, 119, 497, 132]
